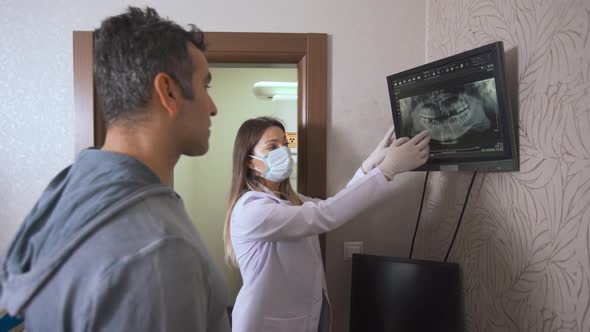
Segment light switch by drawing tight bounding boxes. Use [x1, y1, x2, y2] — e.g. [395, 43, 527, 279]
[344, 241, 363, 260]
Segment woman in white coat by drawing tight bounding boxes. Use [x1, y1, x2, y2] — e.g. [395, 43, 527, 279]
[225, 117, 430, 332]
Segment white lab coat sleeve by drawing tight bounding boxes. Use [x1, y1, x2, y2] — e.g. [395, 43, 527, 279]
[231, 168, 390, 242]
[346, 167, 370, 188]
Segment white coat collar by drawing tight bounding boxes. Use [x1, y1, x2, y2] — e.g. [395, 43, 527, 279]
[244, 185, 293, 205]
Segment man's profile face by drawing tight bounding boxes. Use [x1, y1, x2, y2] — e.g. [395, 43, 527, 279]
[176, 43, 217, 156]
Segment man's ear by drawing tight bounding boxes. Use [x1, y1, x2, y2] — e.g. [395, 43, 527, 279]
[153, 72, 181, 117]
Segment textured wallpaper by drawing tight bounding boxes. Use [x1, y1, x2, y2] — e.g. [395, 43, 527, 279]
[417, 0, 590, 330]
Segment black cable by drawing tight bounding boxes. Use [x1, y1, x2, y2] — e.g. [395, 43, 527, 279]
[444, 171, 477, 262]
[409, 171, 430, 259]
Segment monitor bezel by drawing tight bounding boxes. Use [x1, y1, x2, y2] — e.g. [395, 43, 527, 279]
[386, 41, 519, 172]
[350, 253, 460, 272]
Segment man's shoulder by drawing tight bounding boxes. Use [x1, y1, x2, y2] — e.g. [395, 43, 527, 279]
[68, 190, 201, 271]
[98, 236, 209, 280]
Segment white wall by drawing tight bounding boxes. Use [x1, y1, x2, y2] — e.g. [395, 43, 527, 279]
[0, 0, 427, 329]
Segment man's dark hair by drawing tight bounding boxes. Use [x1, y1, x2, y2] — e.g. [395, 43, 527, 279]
[94, 6, 206, 126]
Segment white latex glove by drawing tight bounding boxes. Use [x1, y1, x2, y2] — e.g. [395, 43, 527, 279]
[378, 130, 431, 180]
[361, 126, 396, 174]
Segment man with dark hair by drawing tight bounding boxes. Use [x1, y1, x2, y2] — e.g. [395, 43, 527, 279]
[0, 7, 230, 331]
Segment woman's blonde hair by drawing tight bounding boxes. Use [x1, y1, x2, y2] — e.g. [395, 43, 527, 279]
[224, 117, 302, 267]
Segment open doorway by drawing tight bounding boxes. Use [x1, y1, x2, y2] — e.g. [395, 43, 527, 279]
[174, 63, 298, 303]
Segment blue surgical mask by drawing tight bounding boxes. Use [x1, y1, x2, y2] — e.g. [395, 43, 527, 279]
[250, 146, 294, 182]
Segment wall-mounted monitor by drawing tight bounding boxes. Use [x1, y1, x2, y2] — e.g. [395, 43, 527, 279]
[387, 42, 518, 171]
[350, 254, 463, 332]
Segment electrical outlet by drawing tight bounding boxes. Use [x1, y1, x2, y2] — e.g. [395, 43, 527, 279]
[344, 241, 363, 260]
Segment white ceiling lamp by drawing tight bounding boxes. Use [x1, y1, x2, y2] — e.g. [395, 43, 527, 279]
[252, 81, 297, 99]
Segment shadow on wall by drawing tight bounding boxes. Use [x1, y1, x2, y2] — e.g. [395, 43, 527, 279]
[504, 46, 520, 154]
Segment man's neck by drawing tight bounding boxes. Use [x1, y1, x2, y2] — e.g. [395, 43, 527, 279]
[101, 125, 179, 186]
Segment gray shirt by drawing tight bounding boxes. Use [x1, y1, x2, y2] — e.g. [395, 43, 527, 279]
[0, 149, 230, 331]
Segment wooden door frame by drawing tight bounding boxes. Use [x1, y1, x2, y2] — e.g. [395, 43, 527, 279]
[73, 31, 328, 257]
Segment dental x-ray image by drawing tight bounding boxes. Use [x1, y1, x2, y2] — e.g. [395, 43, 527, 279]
[398, 78, 500, 151]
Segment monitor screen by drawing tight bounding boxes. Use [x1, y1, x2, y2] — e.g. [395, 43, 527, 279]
[387, 42, 518, 171]
[350, 254, 463, 332]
